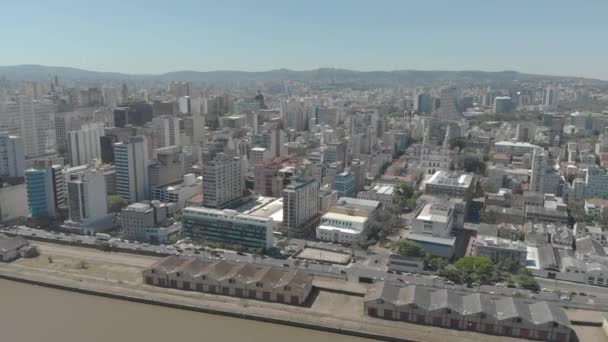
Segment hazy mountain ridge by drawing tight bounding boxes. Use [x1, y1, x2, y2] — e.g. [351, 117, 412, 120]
[0, 65, 605, 86]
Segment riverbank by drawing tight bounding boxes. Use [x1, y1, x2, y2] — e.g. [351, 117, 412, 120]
[0, 243, 526, 342]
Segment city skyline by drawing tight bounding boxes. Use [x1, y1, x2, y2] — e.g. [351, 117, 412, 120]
[1, 0, 607, 79]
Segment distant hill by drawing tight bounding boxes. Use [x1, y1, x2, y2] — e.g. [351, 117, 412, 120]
[0, 64, 605, 86]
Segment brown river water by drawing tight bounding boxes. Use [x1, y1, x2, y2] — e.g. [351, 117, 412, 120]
[0, 279, 374, 342]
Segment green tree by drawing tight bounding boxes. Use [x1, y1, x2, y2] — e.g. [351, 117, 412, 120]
[463, 155, 487, 174]
[449, 137, 467, 150]
[391, 240, 425, 257]
[108, 195, 128, 213]
[516, 268, 540, 291]
[454, 256, 494, 284]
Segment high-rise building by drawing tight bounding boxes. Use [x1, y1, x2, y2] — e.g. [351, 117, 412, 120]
[205, 95, 233, 130]
[0, 132, 25, 178]
[493, 96, 513, 115]
[202, 153, 244, 209]
[25, 161, 65, 219]
[67, 168, 108, 226]
[415, 93, 432, 113]
[25, 168, 56, 219]
[0, 96, 55, 158]
[67, 123, 105, 166]
[333, 169, 356, 198]
[283, 177, 319, 238]
[113, 102, 153, 128]
[530, 149, 547, 193]
[168, 81, 192, 98]
[114, 136, 149, 203]
[516, 123, 536, 143]
[544, 87, 560, 112]
[100, 135, 118, 164]
[148, 146, 185, 190]
[437, 87, 460, 120]
[151, 115, 181, 149]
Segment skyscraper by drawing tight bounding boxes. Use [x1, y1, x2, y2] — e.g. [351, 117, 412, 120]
[151, 115, 181, 149]
[544, 87, 559, 112]
[202, 153, 244, 209]
[114, 136, 149, 203]
[0, 132, 25, 178]
[283, 177, 319, 238]
[0, 96, 55, 158]
[333, 169, 356, 198]
[530, 149, 547, 193]
[67, 123, 105, 166]
[437, 86, 460, 120]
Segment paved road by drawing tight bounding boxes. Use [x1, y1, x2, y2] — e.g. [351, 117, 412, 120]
[4, 225, 608, 311]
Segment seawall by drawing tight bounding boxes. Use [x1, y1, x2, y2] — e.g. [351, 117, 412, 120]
[0, 272, 416, 342]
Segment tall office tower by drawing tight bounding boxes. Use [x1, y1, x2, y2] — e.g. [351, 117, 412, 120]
[114, 136, 149, 203]
[168, 81, 192, 98]
[0, 96, 55, 158]
[202, 153, 244, 209]
[0, 132, 25, 178]
[283, 177, 319, 238]
[415, 93, 432, 113]
[151, 116, 181, 149]
[67, 168, 108, 225]
[148, 146, 185, 190]
[67, 123, 105, 166]
[516, 123, 536, 143]
[437, 86, 460, 120]
[544, 87, 560, 112]
[25, 160, 66, 219]
[350, 159, 367, 194]
[530, 149, 547, 193]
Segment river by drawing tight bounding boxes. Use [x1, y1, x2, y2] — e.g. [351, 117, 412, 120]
[0, 279, 374, 342]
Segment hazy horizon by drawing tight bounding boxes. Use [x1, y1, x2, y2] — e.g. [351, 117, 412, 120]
[2, 0, 607, 79]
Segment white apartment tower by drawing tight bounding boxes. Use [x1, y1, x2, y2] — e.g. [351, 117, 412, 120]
[67, 168, 109, 225]
[152, 115, 181, 149]
[202, 153, 245, 209]
[0, 96, 55, 158]
[114, 136, 149, 203]
[67, 123, 105, 166]
[530, 149, 547, 193]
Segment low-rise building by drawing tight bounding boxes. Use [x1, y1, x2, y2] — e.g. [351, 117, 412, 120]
[0, 235, 31, 262]
[424, 171, 475, 202]
[143, 255, 313, 305]
[473, 235, 528, 266]
[182, 206, 274, 250]
[357, 183, 395, 204]
[364, 282, 572, 342]
[122, 201, 179, 244]
[387, 254, 424, 273]
[316, 197, 380, 244]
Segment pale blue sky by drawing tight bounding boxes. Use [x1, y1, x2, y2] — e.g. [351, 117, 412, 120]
[1, 0, 607, 79]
